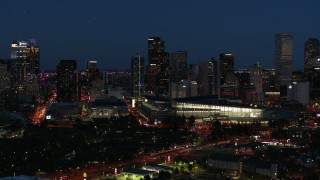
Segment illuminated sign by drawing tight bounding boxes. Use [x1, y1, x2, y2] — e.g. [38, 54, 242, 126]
[19, 42, 28, 46]
[265, 92, 280, 95]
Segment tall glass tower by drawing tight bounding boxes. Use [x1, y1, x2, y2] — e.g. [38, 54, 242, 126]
[131, 54, 144, 97]
[304, 38, 320, 72]
[57, 60, 80, 103]
[219, 53, 234, 85]
[146, 37, 169, 97]
[11, 39, 40, 74]
[274, 33, 293, 89]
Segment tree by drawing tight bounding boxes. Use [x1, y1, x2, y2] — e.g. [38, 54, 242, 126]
[210, 120, 225, 141]
[158, 171, 171, 180]
[213, 120, 222, 130]
[144, 175, 151, 180]
[188, 163, 193, 171]
[269, 118, 289, 128]
[174, 167, 180, 174]
[180, 166, 185, 173]
[188, 116, 196, 127]
[272, 128, 287, 139]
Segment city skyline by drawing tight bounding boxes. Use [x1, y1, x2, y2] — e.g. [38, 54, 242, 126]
[1, 0, 320, 70]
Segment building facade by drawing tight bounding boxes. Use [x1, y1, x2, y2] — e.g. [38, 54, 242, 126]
[250, 63, 263, 93]
[209, 58, 220, 96]
[131, 54, 144, 97]
[86, 60, 100, 86]
[145, 37, 169, 97]
[11, 39, 40, 74]
[56, 60, 80, 103]
[0, 60, 10, 92]
[169, 51, 188, 82]
[306, 57, 320, 99]
[292, 81, 310, 105]
[274, 33, 293, 91]
[220, 53, 235, 85]
[304, 38, 320, 72]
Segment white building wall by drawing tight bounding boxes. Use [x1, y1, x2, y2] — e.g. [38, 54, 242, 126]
[293, 81, 309, 105]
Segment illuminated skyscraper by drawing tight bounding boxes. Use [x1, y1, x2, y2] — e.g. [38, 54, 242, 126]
[304, 38, 320, 72]
[250, 62, 263, 93]
[0, 60, 10, 92]
[198, 62, 208, 96]
[131, 54, 144, 97]
[10, 40, 40, 104]
[209, 58, 220, 96]
[219, 53, 234, 85]
[170, 51, 188, 82]
[86, 60, 100, 86]
[146, 37, 169, 97]
[306, 56, 320, 99]
[274, 33, 293, 90]
[11, 39, 40, 74]
[57, 60, 80, 103]
[9, 59, 30, 86]
[250, 62, 264, 102]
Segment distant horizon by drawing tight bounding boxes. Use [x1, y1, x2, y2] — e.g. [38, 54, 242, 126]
[1, 1, 320, 70]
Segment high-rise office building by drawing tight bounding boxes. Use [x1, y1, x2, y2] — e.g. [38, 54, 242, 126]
[146, 37, 169, 97]
[171, 80, 198, 98]
[0, 60, 10, 92]
[188, 64, 199, 81]
[234, 69, 250, 87]
[262, 68, 276, 92]
[209, 58, 220, 96]
[103, 70, 131, 89]
[292, 81, 310, 105]
[170, 51, 188, 82]
[274, 33, 293, 91]
[250, 62, 264, 102]
[9, 59, 30, 86]
[87, 60, 106, 101]
[56, 60, 80, 103]
[306, 56, 320, 99]
[250, 62, 263, 93]
[87, 60, 100, 86]
[131, 54, 144, 97]
[171, 80, 188, 99]
[304, 38, 320, 73]
[220, 53, 234, 85]
[198, 61, 211, 96]
[11, 39, 40, 74]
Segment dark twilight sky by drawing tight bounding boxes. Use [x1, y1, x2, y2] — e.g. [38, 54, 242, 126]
[0, 0, 319, 71]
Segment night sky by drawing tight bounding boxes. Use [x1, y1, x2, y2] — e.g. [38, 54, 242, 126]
[0, 0, 319, 70]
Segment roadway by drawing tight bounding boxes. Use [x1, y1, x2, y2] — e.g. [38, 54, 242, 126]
[31, 89, 56, 125]
[38, 143, 218, 180]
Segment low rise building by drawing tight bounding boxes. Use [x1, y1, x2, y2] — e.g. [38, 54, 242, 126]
[208, 152, 243, 171]
[90, 98, 128, 119]
[45, 103, 81, 121]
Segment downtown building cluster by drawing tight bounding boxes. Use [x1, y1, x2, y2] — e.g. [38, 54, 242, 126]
[131, 34, 320, 107]
[0, 40, 40, 113]
[0, 34, 319, 120]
